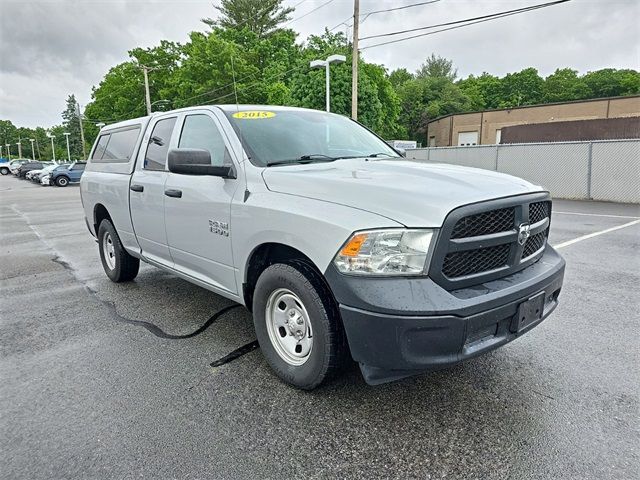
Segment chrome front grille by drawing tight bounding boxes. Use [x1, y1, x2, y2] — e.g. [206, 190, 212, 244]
[429, 194, 552, 290]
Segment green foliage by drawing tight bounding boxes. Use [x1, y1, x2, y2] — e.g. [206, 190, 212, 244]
[202, 0, 294, 38]
[498, 67, 545, 107]
[416, 54, 457, 81]
[388, 68, 414, 88]
[288, 31, 403, 138]
[542, 68, 590, 103]
[583, 68, 640, 98]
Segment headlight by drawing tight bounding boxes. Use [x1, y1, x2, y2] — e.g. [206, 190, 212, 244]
[333, 229, 435, 276]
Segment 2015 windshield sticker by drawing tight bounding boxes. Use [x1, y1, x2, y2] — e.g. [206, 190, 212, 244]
[232, 111, 276, 119]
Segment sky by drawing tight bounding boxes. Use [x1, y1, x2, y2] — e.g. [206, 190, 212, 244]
[1, 0, 638, 128]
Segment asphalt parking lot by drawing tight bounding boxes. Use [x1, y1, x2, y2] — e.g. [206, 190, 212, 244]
[1, 178, 638, 479]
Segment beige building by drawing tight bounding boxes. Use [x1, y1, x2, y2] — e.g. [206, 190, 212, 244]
[425, 95, 640, 146]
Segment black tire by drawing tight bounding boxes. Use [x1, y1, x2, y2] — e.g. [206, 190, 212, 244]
[98, 219, 140, 282]
[0, 167, 9, 175]
[55, 176, 69, 187]
[252, 262, 348, 390]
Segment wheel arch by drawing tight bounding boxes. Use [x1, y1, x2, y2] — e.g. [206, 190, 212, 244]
[93, 203, 112, 235]
[242, 242, 334, 313]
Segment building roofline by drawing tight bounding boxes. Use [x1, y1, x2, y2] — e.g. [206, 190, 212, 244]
[426, 95, 640, 124]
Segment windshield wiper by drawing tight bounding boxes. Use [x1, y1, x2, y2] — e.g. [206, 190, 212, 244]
[266, 154, 338, 167]
[367, 152, 397, 158]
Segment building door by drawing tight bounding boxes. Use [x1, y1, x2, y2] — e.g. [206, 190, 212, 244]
[458, 131, 478, 146]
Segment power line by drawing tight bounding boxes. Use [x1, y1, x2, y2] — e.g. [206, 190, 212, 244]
[361, 1, 571, 51]
[361, 0, 441, 20]
[282, 0, 336, 27]
[360, 0, 571, 41]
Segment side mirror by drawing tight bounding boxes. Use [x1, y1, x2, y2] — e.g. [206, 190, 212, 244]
[397, 148, 407, 157]
[167, 148, 236, 178]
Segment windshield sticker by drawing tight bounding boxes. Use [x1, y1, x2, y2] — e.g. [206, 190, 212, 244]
[232, 111, 276, 119]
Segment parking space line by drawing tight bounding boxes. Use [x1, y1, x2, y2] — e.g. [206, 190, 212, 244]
[554, 211, 640, 219]
[553, 219, 640, 250]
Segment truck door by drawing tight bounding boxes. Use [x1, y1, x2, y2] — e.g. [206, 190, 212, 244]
[164, 111, 239, 294]
[129, 115, 178, 267]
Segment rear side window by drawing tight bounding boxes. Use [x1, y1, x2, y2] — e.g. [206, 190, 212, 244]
[178, 114, 227, 166]
[91, 126, 140, 163]
[145, 117, 177, 171]
[92, 135, 110, 159]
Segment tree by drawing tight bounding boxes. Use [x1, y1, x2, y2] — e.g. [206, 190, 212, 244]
[583, 68, 640, 98]
[288, 30, 404, 138]
[396, 77, 471, 140]
[202, 0, 294, 38]
[389, 68, 413, 88]
[416, 54, 457, 81]
[61, 94, 85, 159]
[542, 68, 590, 103]
[498, 67, 544, 107]
[457, 73, 502, 110]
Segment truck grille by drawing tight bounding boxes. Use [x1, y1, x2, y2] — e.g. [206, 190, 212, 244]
[429, 194, 552, 289]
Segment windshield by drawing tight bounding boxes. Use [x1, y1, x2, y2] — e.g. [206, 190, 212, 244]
[224, 109, 400, 167]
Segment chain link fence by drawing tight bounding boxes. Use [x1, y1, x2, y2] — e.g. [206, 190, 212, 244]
[407, 139, 640, 203]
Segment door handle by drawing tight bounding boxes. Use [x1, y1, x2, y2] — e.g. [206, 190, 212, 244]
[130, 184, 144, 192]
[164, 189, 182, 198]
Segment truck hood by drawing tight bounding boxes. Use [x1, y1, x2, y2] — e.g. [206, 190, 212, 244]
[261, 159, 544, 227]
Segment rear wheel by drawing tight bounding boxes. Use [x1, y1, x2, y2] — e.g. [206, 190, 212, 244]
[252, 262, 348, 390]
[0, 167, 9, 175]
[55, 176, 69, 187]
[98, 219, 139, 282]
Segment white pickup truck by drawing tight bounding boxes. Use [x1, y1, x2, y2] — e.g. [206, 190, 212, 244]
[80, 105, 565, 389]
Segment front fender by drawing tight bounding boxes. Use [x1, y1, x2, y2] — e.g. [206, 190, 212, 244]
[232, 192, 402, 290]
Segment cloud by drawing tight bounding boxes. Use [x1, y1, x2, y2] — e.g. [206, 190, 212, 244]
[1, 0, 638, 128]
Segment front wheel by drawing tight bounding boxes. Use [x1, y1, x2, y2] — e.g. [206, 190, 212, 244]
[98, 219, 140, 282]
[0, 167, 9, 175]
[252, 262, 348, 390]
[55, 176, 69, 187]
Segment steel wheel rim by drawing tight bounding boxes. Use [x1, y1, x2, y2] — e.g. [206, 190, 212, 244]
[265, 288, 313, 366]
[102, 232, 116, 270]
[59, 178, 68, 186]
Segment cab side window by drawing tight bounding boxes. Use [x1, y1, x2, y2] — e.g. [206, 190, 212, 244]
[145, 117, 176, 171]
[178, 114, 228, 167]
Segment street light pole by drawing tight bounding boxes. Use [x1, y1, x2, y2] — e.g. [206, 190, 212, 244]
[29, 139, 36, 160]
[17, 140, 22, 158]
[75, 102, 87, 159]
[63, 132, 71, 161]
[48, 134, 56, 162]
[310, 54, 346, 112]
[5, 144, 10, 160]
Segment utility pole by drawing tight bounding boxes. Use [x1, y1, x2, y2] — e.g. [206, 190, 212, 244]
[351, 0, 359, 120]
[29, 139, 36, 160]
[64, 133, 71, 161]
[141, 65, 152, 115]
[5, 144, 10, 160]
[17, 140, 22, 158]
[75, 102, 87, 159]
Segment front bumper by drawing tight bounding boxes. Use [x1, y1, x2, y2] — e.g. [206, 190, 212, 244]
[325, 246, 565, 385]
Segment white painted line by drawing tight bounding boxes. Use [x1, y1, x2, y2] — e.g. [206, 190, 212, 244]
[554, 211, 640, 220]
[553, 219, 640, 250]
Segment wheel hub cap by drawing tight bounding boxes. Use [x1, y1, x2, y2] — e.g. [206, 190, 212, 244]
[265, 288, 313, 366]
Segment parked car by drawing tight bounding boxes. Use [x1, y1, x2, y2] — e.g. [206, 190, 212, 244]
[49, 161, 86, 186]
[0, 158, 9, 175]
[9, 159, 30, 175]
[39, 164, 70, 186]
[32, 163, 67, 183]
[17, 161, 46, 178]
[80, 105, 565, 389]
